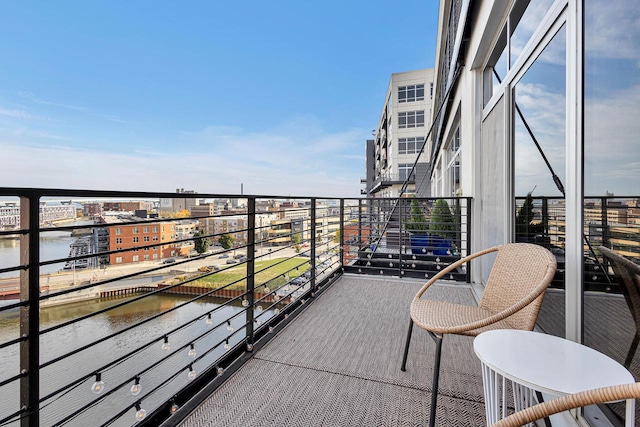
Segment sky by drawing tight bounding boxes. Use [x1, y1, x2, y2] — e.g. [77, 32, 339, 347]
[0, 1, 440, 198]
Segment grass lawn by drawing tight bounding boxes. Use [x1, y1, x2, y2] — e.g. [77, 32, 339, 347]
[192, 257, 310, 291]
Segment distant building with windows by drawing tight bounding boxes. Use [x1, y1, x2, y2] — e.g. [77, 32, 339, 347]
[364, 69, 435, 198]
[159, 188, 199, 214]
[101, 214, 177, 264]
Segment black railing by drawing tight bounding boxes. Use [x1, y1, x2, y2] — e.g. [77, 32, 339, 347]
[2, 189, 636, 426]
[515, 195, 640, 292]
[0, 189, 349, 427]
[342, 197, 472, 281]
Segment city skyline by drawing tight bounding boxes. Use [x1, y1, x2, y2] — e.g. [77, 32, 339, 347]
[0, 1, 440, 197]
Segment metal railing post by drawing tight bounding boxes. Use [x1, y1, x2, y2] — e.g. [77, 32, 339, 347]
[357, 199, 362, 248]
[20, 193, 40, 427]
[339, 199, 344, 269]
[466, 198, 472, 283]
[601, 197, 610, 249]
[310, 199, 317, 292]
[245, 198, 255, 350]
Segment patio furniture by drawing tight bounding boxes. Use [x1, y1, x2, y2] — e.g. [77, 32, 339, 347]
[400, 243, 557, 427]
[599, 246, 640, 368]
[474, 329, 635, 426]
[492, 382, 640, 427]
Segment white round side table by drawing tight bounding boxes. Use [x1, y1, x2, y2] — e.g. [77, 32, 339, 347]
[473, 329, 635, 426]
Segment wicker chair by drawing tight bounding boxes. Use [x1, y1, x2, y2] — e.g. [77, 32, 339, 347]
[599, 246, 640, 368]
[400, 243, 557, 427]
[492, 382, 640, 427]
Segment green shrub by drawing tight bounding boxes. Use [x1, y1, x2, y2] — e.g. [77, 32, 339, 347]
[429, 199, 455, 238]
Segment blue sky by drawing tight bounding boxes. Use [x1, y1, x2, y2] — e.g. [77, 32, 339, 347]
[0, 1, 439, 197]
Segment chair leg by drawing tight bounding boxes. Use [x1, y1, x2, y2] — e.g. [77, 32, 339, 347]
[429, 333, 443, 427]
[401, 319, 414, 371]
[624, 332, 640, 369]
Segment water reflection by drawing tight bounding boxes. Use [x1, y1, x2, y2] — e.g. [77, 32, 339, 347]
[0, 293, 258, 426]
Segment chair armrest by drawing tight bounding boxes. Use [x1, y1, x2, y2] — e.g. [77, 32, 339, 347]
[437, 259, 557, 334]
[414, 246, 500, 299]
[493, 382, 640, 427]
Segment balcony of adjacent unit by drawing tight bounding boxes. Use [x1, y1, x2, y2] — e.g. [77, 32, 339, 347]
[0, 189, 638, 426]
[369, 171, 416, 194]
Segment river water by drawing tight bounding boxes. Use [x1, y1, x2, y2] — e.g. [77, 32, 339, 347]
[0, 292, 254, 426]
[0, 227, 263, 426]
[0, 221, 93, 279]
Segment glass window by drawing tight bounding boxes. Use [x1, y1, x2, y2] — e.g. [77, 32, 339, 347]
[115, 228, 121, 235]
[398, 111, 425, 129]
[133, 237, 139, 243]
[509, 0, 555, 68]
[115, 238, 122, 244]
[133, 255, 139, 262]
[143, 227, 149, 233]
[398, 164, 415, 181]
[153, 226, 158, 232]
[115, 257, 122, 264]
[143, 236, 150, 242]
[583, 0, 640, 422]
[398, 84, 425, 103]
[398, 137, 425, 155]
[513, 25, 566, 340]
[447, 128, 462, 196]
[133, 227, 139, 234]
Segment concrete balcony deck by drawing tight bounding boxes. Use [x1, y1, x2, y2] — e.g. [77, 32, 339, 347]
[178, 275, 487, 426]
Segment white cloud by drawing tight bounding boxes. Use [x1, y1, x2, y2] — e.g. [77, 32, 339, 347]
[0, 126, 73, 141]
[0, 118, 369, 198]
[585, 0, 640, 63]
[0, 107, 37, 120]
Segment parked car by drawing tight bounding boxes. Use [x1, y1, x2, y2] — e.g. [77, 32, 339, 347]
[233, 253, 245, 259]
[198, 266, 212, 273]
[226, 259, 238, 264]
[291, 276, 306, 286]
[162, 258, 176, 264]
[219, 254, 229, 259]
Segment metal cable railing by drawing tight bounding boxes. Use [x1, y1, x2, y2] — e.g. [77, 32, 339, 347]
[0, 189, 347, 427]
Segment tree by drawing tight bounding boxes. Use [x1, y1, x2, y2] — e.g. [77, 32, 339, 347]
[218, 234, 234, 250]
[429, 199, 455, 238]
[174, 209, 191, 218]
[333, 230, 340, 244]
[292, 232, 302, 253]
[193, 230, 210, 255]
[405, 197, 428, 233]
[515, 192, 545, 240]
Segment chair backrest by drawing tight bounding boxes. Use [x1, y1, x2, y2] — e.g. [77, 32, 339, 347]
[479, 243, 557, 330]
[599, 246, 640, 331]
[493, 382, 640, 427]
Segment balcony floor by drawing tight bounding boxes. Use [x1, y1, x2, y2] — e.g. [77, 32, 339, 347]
[179, 275, 487, 426]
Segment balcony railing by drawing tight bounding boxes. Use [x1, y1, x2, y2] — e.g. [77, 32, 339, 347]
[0, 188, 349, 426]
[1, 189, 636, 426]
[514, 195, 640, 293]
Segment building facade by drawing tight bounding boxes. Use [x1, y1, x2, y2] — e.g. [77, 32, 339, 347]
[103, 215, 178, 264]
[429, 1, 639, 424]
[365, 69, 435, 198]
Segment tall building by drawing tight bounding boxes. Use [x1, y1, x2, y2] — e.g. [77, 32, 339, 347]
[364, 69, 435, 198]
[159, 188, 199, 214]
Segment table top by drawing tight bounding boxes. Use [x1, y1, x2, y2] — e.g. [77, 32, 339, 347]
[473, 329, 634, 396]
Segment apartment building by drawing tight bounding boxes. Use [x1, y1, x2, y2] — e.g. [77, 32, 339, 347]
[428, 1, 638, 424]
[364, 69, 435, 198]
[103, 215, 177, 264]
